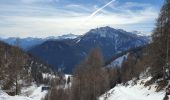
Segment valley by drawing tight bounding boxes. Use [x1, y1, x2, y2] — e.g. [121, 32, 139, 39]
[0, 0, 169, 100]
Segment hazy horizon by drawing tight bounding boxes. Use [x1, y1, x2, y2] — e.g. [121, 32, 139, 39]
[0, 26, 152, 39]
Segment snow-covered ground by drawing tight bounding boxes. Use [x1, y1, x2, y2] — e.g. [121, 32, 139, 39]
[1, 74, 166, 100]
[0, 93, 32, 100]
[28, 85, 48, 100]
[0, 74, 71, 100]
[99, 77, 165, 100]
[107, 53, 129, 67]
[0, 84, 48, 100]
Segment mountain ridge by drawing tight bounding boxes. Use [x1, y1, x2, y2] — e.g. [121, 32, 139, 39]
[0, 34, 79, 50]
[28, 26, 149, 73]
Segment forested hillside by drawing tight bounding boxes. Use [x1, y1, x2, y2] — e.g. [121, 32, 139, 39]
[0, 41, 55, 95]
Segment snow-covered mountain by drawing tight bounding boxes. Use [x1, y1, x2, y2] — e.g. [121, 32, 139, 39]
[57, 34, 79, 40]
[0, 34, 79, 50]
[0, 37, 46, 50]
[29, 26, 150, 73]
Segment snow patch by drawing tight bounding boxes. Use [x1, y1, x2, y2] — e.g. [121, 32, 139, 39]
[99, 77, 165, 100]
[107, 53, 129, 67]
[0, 84, 48, 100]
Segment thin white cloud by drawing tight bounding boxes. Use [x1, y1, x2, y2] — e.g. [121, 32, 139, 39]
[87, 0, 116, 20]
[21, 0, 57, 4]
[0, 6, 158, 38]
[0, 0, 160, 38]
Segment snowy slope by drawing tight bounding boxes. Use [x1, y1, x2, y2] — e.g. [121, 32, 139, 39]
[107, 53, 129, 67]
[0, 84, 48, 100]
[0, 94, 32, 100]
[0, 90, 32, 100]
[99, 77, 165, 100]
[29, 86, 47, 100]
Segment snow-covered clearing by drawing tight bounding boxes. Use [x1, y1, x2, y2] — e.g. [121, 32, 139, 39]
[107, 53, 129, 68]
[99, 77, 165, 100]
[0, 84, 48, 100]
[0, 74, 71, 100]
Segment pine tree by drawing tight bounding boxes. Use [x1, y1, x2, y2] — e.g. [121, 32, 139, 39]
[151, 0, 170, 79]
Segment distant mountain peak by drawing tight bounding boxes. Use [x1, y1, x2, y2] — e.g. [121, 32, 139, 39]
[57, 33, 79, 39]
[84, 26, 135, 39]
[88, 26, 114, 33]
[86, 26, 115, 37]
[131, 31, 149, 37]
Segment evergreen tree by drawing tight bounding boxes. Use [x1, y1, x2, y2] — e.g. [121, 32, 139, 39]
[151, 0, 170, 79]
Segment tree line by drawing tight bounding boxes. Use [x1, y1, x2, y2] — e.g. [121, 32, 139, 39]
[0, 41, 32, 95]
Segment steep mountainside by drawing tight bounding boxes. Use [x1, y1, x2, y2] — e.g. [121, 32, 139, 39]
[29, 26, 149, 73]
[0, 41, 54, 84]
[105, 45, 146, 67]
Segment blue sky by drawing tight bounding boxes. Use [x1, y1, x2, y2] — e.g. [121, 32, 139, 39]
[0, 0, 164, 38]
